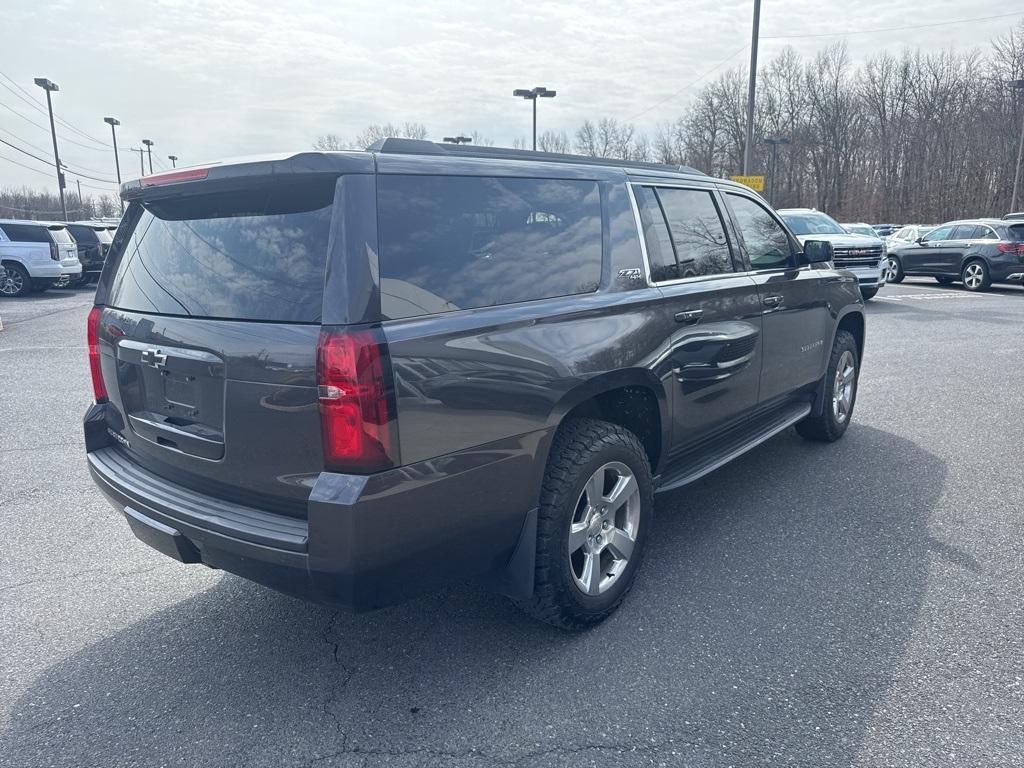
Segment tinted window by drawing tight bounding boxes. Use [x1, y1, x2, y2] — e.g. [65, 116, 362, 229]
[656, 188, 734, 278]
[1008, 224, 1024, 242]
[0, 223, 50, 243]
[951, 225, 980, 240]
[68, 225, 100, 244]
[377, 176, 602, 319]
[634, 186, 680, 282]
[728, 194, 793, 269]
[922, 225, 954, 242]
[107, 181, 336, 322]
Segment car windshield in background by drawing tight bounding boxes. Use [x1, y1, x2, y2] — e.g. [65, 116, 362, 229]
[107, 181, 336, 322]
[845, 225, 876, 237]
[783, 213, 847, 236]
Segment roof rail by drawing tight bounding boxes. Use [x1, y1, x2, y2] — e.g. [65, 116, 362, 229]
[367, 138, 705, 176]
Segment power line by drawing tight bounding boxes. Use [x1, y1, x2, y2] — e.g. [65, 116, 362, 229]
[0, 69, 111, 147]
[0, 97, 130, 153]
[762, 11, 1024, 40]
[0, 136, 117, 184]
[623, 45, 750, 123]
[0, 125, 118, 178]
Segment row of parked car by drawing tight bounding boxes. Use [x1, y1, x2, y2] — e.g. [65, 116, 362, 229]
[768, 210, 1024, 299]
[0, 218, 118, 297]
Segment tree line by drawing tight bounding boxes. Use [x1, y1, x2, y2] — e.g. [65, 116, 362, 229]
[316, 24, 1024, 223]
[0, 187, 120, 221]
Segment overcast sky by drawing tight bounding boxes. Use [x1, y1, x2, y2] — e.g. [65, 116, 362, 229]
[1, 0, 1019, 194]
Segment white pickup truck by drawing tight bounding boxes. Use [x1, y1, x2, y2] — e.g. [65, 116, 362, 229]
[0, 220, 82, 297]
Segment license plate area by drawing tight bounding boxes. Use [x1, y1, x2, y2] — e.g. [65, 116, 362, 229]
[116, 340, 226, 460]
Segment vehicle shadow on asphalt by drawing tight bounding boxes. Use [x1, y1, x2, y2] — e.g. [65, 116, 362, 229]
[6, 425, 947, 767]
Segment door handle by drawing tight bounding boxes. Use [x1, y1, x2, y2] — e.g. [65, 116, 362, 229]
[762, 295, 783, 308]
[674, 309, 703, 324]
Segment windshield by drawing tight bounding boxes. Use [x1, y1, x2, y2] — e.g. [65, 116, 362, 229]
[844, 224, 876, 237]
[781, 212, 846, 236]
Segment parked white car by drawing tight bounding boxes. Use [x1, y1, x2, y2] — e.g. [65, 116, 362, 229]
[0, 220, 82, 297]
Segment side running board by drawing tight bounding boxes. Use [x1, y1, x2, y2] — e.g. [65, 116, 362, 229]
[656, 403, 812, 494]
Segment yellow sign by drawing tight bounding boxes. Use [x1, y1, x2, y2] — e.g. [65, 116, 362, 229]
[730, 175, 765, 192]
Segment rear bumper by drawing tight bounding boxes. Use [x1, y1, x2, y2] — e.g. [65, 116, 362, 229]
[84, 405, 548, 609]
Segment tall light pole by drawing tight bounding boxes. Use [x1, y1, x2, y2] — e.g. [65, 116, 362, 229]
[742, 0, 762, 175]
[513, 87, 556, 150]
[763, 136, 790, 206]
[1011, 79, 1024, 212]
[33, 77, 67, 220]
[442, 136, 472, 145]
[142, 139, 154, 174]
[103, 117, 123, 213]
[167, 154, 178, 167]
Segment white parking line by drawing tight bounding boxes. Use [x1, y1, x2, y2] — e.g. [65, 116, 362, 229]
[876, 291, 992, 301]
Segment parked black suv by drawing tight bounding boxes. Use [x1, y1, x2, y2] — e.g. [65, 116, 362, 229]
[885, 218, 1024, 290]
[65, 221, 114, 285]
[84, 140, 865, 629]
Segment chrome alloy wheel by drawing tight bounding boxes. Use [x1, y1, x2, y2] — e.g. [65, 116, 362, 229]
[832, 350, 856, 424]
[568, 461, 641, 596]
[883, 258, 899, 282]
[0, 269, 23, 296]
[963, 262, 985, 290]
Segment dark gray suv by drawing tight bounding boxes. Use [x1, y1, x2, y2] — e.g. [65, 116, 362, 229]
[84, 140, 865, 629]
[885, 218, 1024, 290]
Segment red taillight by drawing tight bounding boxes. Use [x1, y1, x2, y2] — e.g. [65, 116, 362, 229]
[316, 327, 398, 473]
[50, 241, 59, 261]
[141, 167, 209, 187]
[997, 242, 1024, 254]
[87, 306, 108, 403]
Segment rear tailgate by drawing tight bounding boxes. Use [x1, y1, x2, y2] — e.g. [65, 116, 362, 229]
[93, 166, 352, 517]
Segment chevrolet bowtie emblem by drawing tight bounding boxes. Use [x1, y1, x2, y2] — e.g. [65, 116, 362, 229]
[141, 348, 168, 369]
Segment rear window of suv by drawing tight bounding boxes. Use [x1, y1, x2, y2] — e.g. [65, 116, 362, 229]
[377, 175, 602, 319]
[107, 180, 336, 323]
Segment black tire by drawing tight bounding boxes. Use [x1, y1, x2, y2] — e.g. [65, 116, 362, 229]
[860, 286, 879, 301]
[796, 330, 859, 443]
[517, 418, 653, 630]
[961, 259, 990, 292]
[884, 255, 904, 283]
[935, 276, 954, 285]
[0, 262, 32, 298]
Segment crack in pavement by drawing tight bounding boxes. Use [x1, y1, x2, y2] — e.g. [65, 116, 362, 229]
[0, 565, 163, 593]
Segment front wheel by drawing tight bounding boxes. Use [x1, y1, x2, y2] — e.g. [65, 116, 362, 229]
[883, 256, 904, 283]
[796, 330, 859, 443]
[517, 418, 653, 630]
[961, 260, 990, 292]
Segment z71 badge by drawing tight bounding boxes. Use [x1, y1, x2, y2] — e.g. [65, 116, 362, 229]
[617, 268, 643, 281]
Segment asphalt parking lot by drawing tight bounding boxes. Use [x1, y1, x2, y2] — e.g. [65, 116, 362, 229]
[1, 279, 1022, 768]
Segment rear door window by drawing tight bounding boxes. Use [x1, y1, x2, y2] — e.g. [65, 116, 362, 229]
[633, 186, 680, 282]
[377, 175, 602, 319]
[656, 187, 735, 277]
[107, 180, 336, 322]
[951, 225, 980, 240]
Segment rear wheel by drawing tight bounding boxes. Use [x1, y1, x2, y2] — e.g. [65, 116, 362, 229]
[0, 263, 32, 297]
[517, 418, 653, 630]
[883, 256, 904, 283]
[796, 330, 859, 443]
[961, 260, 990, 292]
[935, 276, 954, 285]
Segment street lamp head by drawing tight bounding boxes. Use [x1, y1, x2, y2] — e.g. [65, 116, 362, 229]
[33, 77, 58, 91]
[443, 136, 472, 144]
[103, 116, 120, 126]
[513, 88, 534, 99]
[536, 87, 556, 98]
[168, 154, 178, 161]
[142, 139, 154, 147]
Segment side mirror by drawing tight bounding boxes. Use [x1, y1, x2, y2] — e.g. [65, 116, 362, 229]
[801, 239, 834, 264]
